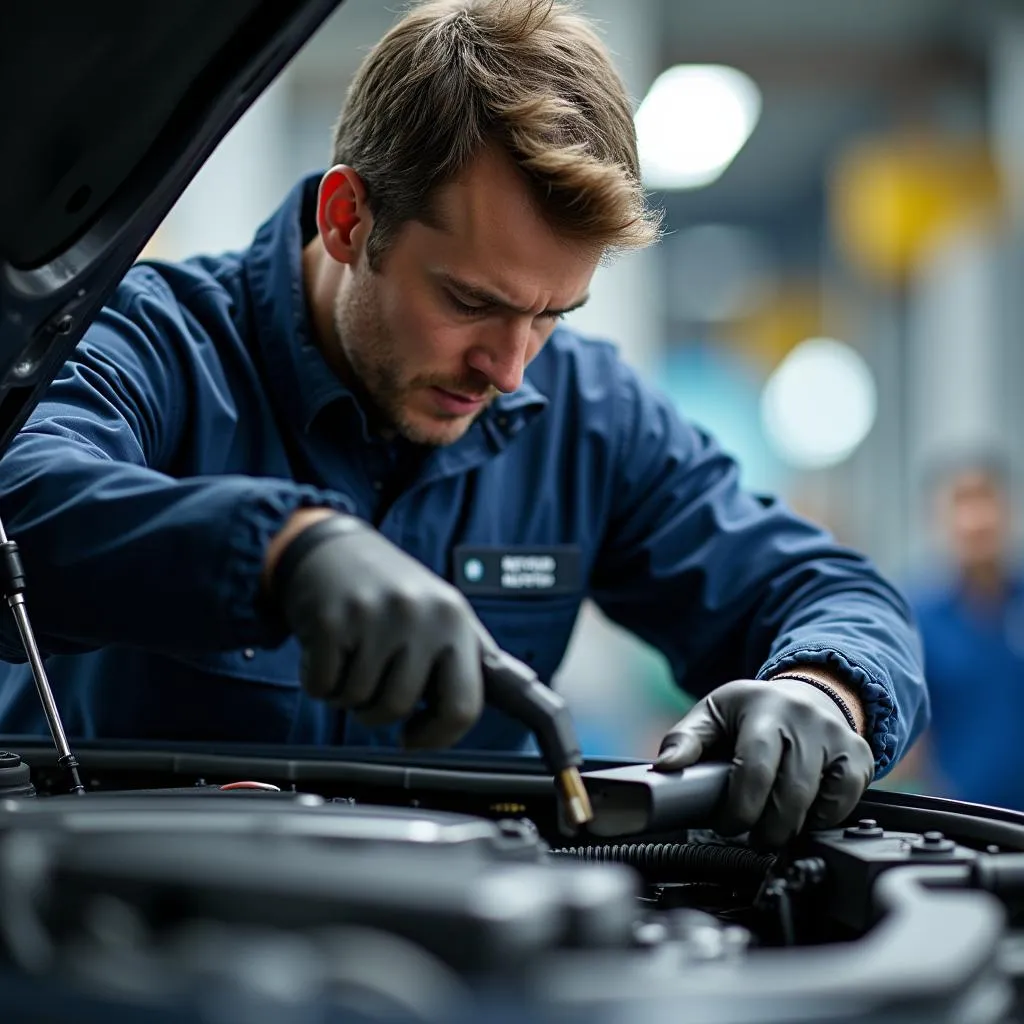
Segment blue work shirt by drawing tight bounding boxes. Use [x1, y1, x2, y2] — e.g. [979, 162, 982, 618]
[0, 174, 928, 773]
[913, 574, 1024, 808]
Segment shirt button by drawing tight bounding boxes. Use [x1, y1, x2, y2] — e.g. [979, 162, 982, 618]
[242, 648, 255, 660]
[372, 480, 383, 491]
[496, 416, 508, 429]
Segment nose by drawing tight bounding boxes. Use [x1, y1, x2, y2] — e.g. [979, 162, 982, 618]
[465, 319, 533, 394]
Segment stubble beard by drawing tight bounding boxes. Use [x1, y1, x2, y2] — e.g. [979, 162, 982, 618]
[332, 282, 495, 447]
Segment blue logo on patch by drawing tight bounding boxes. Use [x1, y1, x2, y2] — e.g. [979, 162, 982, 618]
[464, 558, 484, 583]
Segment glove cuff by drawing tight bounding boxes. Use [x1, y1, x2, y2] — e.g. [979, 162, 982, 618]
[771, 673, 860, 734]
[269, 513, 367, 608]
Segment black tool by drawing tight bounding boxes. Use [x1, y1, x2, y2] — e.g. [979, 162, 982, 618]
[581, 761, 731, 837]
[480, 648, 593, 827]
[0, 516, 84, 795]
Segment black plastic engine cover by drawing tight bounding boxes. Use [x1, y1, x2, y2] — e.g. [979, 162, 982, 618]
[0, 793, 543, 861]
[0, 794, 640, 975]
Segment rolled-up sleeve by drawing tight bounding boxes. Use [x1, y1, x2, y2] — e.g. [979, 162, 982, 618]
[589, 358, 929, 776]
[0, 286, 354, 661]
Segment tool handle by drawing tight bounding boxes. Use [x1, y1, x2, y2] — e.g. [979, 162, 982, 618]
[481, 649, 582, 773]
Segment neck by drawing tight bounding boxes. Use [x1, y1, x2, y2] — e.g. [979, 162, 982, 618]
[961, 560, 1008, 601]
[300, 239, 396, 441]
[301, 239, 355, 387]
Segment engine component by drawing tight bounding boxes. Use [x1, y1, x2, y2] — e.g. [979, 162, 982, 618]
[0, 752, 34, 799]
[0, 827, 639, 978]
[551, 842, 774, 887]
[218, 780, 282, 792]
[807, 824, 978, 931]
[0, 768, 1017, 1024]
[528, 859, 1010, 1024]
[0, 794, 547, 863]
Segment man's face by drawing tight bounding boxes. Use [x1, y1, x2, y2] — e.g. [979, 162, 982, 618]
[331, 148, 598, 446]
[942, 469, 1010, 572]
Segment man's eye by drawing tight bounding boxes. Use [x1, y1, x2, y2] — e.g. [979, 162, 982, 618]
[447, 293, 487, 316]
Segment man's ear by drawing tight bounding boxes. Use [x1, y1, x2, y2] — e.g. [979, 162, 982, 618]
[316, 165, 374, 265]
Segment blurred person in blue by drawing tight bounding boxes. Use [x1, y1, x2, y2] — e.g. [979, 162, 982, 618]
[0, 0, 928, 846]
[911, 454, 1024, 809]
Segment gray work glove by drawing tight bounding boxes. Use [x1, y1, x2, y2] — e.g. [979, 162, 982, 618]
[653, 678, 874, 848]
[272, 514, 489, 749]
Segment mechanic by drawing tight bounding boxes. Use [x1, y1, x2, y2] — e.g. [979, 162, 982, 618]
[0, 0, 927, 847]
[907, 454, 1024, 810]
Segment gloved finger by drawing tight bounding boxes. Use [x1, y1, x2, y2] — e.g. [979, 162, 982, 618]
[804, 741, 874, 831]
[402, 641, 484, 750]
[469, 614, 504, 662]
[651, 701, 723, 772]
[299, 628, 347, 700]
[749, 736, 825, 849]
[334, 609, 394, 710]
[353, 645, 427, 727]
[716, 716, 784, 836]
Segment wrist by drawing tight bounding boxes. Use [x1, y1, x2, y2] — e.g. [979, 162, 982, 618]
[262, 507, 341, 591]
[769, 666, 867, 736]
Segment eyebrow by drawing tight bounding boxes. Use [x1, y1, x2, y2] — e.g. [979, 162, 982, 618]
[437, 272, 590, 318]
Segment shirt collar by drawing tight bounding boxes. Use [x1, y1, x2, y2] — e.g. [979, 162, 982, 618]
[243, 171, 550, 443]
[494, 377, 547, 416]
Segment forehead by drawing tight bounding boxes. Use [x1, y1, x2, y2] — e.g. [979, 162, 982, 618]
[412, 148, 599, 289]
[947, 470, 1004, 502]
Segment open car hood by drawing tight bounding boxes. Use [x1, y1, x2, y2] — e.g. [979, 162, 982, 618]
[0, 0, 342, 458]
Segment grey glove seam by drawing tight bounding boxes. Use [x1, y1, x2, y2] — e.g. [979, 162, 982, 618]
[770, 672, 860, 733]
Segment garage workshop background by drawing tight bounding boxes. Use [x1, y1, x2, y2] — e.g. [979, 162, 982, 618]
[141, 0, 1024, 772]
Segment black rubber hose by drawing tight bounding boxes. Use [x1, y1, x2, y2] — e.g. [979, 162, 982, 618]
[551, 843, 775, 885]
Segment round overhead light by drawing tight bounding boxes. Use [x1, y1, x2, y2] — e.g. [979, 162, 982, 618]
[760, 338, 878, 470]
[635, 64, 762, 191]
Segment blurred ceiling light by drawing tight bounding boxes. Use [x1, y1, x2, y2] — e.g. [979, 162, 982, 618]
[760, 338, 877, 470]
[636, 65, 762, 190]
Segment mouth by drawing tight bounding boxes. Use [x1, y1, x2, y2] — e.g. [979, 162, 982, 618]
[429, 386, 489, 416]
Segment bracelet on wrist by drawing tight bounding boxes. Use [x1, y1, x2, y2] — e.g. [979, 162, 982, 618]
[771, 672, 860, 734]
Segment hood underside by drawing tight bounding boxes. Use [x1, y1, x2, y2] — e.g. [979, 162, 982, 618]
[0, 0, 342, 456]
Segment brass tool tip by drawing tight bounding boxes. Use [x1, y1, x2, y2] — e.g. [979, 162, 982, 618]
[557, 767, 593, 826]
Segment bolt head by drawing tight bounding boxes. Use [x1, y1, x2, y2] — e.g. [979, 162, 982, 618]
[844, 818, 884, 839]
[910, 831, 955, 855]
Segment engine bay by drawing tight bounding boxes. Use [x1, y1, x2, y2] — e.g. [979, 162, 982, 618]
[0, 743, 1019, 1024]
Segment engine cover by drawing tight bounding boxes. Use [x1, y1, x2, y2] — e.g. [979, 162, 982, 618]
[0, 792, 640, 980]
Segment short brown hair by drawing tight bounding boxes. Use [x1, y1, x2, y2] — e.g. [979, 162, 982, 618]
[332, 0, 661, 267]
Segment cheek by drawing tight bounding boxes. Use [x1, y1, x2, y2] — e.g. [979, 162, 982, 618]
[377, 283, 433, 351]
[388, 291, 472, 364]
[528, 323, 558, 360]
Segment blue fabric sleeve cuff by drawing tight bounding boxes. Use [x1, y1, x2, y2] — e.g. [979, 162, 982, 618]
[757, 645, 899, 777]
[219, 483, 357, 648]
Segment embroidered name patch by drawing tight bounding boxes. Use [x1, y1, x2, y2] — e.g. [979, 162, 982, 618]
[453, 545, 582, 596]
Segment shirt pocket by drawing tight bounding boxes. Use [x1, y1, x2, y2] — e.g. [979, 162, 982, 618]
[165, 637, 303, 688]
[468, 594, 582, 685]
[93, 642, 309, 744]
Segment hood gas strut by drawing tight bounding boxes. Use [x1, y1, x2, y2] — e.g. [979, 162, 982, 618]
[0, 517, 84, 795]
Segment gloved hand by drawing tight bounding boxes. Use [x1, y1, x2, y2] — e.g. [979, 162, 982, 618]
[652, 678, 874, 848]
[271, 513, 491, 749]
